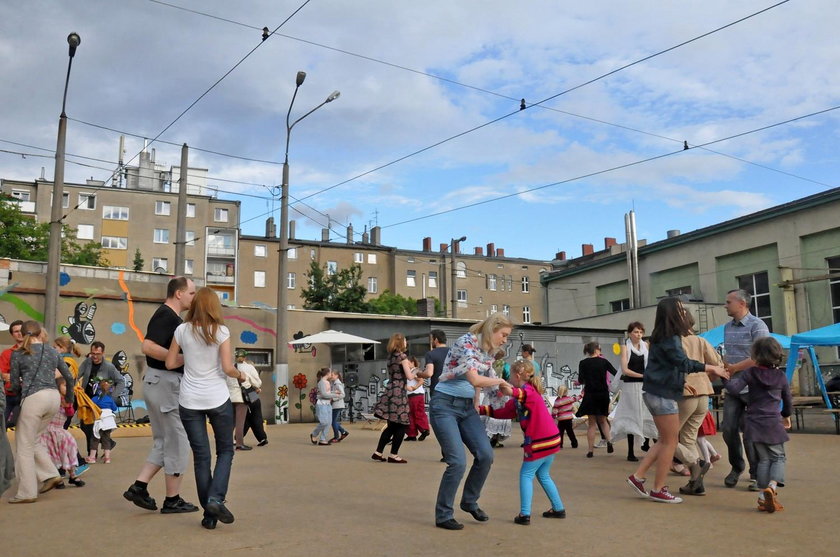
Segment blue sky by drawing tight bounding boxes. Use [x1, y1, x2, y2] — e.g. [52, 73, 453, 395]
[1, 0, 838, 260]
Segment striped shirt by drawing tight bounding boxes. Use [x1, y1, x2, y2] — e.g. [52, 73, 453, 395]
[723, 312, 769, 367]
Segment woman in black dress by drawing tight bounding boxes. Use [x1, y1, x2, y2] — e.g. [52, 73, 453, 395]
[371, 333, 415, 463]
[575, 342, 617, 458]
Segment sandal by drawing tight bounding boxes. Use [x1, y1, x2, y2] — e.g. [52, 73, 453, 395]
[68, 477, 86, 487]
[310, 434, 318, 445]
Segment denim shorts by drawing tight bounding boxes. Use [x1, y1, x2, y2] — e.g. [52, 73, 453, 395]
[642, 392, 679, 416]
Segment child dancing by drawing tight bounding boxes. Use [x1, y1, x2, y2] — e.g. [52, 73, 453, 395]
[552, 385, 579, 449]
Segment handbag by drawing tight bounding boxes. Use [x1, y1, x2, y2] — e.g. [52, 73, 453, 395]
[241, 386, 260, 404]
[63, 404, 75, 418]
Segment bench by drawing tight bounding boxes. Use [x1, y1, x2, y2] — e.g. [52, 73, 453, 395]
[826, 409, 840, 435]
[358, 412, 387, 431]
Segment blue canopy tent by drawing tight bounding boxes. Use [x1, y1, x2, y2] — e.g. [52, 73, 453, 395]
[784, 323, 840, 410]
[698, 325, 791, 349]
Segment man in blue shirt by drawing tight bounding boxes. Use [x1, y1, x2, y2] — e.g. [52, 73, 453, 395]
[722, 289, 769, 490]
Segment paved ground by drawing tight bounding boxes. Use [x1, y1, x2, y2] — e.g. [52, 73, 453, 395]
[3, 421, 836, 557]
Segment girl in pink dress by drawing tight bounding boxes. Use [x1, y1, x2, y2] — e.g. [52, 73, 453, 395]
[39, 377, 85, 487]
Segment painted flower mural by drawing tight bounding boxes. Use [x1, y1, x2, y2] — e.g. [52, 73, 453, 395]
[278, 385, 288, 399]
[293, 373, 308, 421]
[275, 384, 289, 423]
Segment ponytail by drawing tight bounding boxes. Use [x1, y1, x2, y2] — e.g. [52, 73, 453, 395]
[19, 320, 42, 355]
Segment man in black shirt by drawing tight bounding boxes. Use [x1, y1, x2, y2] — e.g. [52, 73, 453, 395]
[421, 330, 449, 396]
[124, 277, 198, 514]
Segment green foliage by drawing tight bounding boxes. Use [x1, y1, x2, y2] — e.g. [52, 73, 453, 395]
[132, 248, 144, 272]
[367, 289, 417, 315]
[301, 261, 369, 313]
[0, 196, 108, 266]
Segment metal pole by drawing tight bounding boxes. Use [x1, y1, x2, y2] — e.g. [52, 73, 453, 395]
[174, 144, 188, 276]
[274, 159, 290, 424]
[450, 239, 457, 318]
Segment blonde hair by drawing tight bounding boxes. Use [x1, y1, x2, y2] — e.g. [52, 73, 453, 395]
[510, 359, 544, 394]
[556, 384, 568, 397]
[469, 313, 514, 353]
[387, 333, 407, 354]
[185, 287, 225, 345]
[55, 336, 82, 357]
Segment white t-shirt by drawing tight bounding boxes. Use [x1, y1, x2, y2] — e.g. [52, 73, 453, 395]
[174, 323, 231, 410]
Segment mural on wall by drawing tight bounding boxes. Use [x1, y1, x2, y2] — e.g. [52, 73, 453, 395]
[347, 370, 386, 421]
[61, 300, 97, 345]
[291, 331, 316, 355]
[292, 373, 308, 422]
[118, 270, 144, 342]
[0, 288, 44, 322]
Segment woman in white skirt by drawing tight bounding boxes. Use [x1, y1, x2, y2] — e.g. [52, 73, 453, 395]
[610, 322, 657, 461]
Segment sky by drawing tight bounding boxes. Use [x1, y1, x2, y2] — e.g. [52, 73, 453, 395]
[1, 0, 838, 261]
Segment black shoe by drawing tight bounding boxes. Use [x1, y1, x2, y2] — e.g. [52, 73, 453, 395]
[435, 519, 464, 530]
[68, 477, 86, 487]
[679, 480, 706, 496]
[724, 469, 742, 488]
[206, 498, 234, 524]
[419, 429, 430, 441]
[586, 452, 594, 458]
[460, 504, 489, 522]
[571, 441, 578, 448]
[201, 517, 217, 530]
[627, 455, 639, 462]
[542, 509, 566, 518]
[123, 484, 158, 511]
[257, 439, 268, 447]
[161, 496, 199, 514]
[404, 436, 417, 442]
[235, 445, 253, 451]
[514, 514, 531, 525]
[607, 442, 614, 454]
[489, 437, 498, 448]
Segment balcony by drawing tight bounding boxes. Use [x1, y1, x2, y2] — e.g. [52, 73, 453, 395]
[206, 246, 235, 257]
[206, 273, 235, 284]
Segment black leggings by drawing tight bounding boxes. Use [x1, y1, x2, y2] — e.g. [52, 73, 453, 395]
[557, 419, 577, 448]
[376, 420, 407, 455]
[242, 400, 267, 443]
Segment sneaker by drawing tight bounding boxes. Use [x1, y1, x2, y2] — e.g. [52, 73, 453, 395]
[161, 496, 199, 514]
[748, 479, 760, 492]
[761, 488, 783, 513]
[679, 480, 705, 496]
[724, 468, 741, 488]
[123, 484, 158, 511]
[257, 439, 269, 447]
[339, 432, 350, 441]
[206, 498, 235, 524]
[627, 475, 649, 498]
[74, 463, 90, 477]
[419, 429, 430, 441]
[435, 518, 464, 530]
[595, 439, 608, 449]
[404, 436, 417, 442]
[649, 487, 683, 504]
[235, 445, 253, 451]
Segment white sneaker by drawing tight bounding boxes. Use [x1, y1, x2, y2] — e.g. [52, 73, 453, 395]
[595, 440, 608, 448]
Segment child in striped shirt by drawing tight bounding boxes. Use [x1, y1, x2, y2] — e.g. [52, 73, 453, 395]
[552, 385, 580, 449]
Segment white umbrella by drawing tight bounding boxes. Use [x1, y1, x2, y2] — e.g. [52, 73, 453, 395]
[288, 329, 380, 345]
[0, 322, 8, 332]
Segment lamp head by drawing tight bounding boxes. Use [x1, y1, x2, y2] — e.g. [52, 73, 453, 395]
[457, 235, 467, 243]
[295, 71, 306, 87]
[67, 32, 81, 58]
[325, 90, 340, 103]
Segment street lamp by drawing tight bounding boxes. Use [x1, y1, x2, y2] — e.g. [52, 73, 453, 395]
[275, 71, 339, 423]
[450, 236, 467, 318]
[44, 32, 81, 338]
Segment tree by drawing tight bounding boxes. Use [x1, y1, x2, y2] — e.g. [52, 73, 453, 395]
[133, 248, 144, 272]
[0, 195, 108, 267]
[300, 261, 368, 313]
[367, 290, 417, 315]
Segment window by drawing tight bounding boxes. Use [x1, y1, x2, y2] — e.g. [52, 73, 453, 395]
[186, 203, 196, 218]
[11, 190, 30, 201]
[487, 274, 497, 291]
[456, 289, 467, 307]
[523, 306, 532, 324]
[354, 252, 364, 264]
[521, 276, 530, 293]
[327, 261, 337, 276]
[288, 247, 297, 259]
[78, 193, 96, 210]
[407, 256, 415, 263]
[153, 229, 170, 244]
[367, 277, 378, 294]
[77, 224, 94, 240]
[184, 259, 194, 275]
[185, 231, 195, 246]
[254, 245, 267, 258]
[152, 257, 168, 272]
[456, 261, 466, 278]
[254, 271, 266, 288]
[103, 205, 129, 220]
[287, 272, 296, 289]
[155, 201, 171, 216]
[506, 275, 513, 291]
[214, 208, 229, 222]
[828, 257, 840, 357]
[610, 298, 631, 312]
[666, 285, 693, 297]
[428, 271, 438, 288]
[310, 249, 316, 260]
[406, 270, 416, 287]
[62, 192, 69, 208]
[738, 271, 772, 331]
[367, 253, 377, 264]
[101, 236, 127, 249]
[502, 304, 510, 317]
[490, 304, 498, 314]
[241, 348, 272, 369]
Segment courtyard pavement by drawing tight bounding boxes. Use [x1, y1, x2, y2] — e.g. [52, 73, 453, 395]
[2, 421, 836, 556]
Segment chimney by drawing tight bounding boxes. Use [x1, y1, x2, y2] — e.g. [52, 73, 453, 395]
[371, 226, 381, 245]
[486, 243, 496, 257]
[416, 298, 435, 317]
[582, 243, 594, 256]
[474, 247, 484, 256]
[667, 229, 681, 238]
[362, 227, 369, 243]
[346, 223, 354, 244]
[321, 228, 330, 242]
[265, 217, 276, 238]
[605, 237, 617, 249]
[555, 251, 566, 261]
[496, 248, 505, 258]
[289, 219, 296, 240]
[423, 237, 432, 252]
[440, 243, 448, 252]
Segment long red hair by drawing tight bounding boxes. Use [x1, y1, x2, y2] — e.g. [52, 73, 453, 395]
[184, 287, 225, 345]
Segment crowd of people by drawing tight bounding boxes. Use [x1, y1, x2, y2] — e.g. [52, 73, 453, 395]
[1, 284, 794, 528]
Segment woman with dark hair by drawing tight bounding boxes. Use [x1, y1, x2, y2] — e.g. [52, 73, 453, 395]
[430, 313, 511, 530]
[166, 287, 242, 529]
[610, 322, 657, 462]
[8, 321, 74, 503]
[371, 333, 415, 463]
[627, 298, 727, 504]
[575, 342, 618, 458]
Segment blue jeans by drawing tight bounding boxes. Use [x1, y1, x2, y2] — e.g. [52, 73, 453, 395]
[179, 399, 235, 518]
[312, 404, 332, 442]
[754, 442, 786, 488]
[721, 391, 758, 477]
[520, 454, 563, 516]
[430, 392, 494, 523]
[332, 408, 348, 439]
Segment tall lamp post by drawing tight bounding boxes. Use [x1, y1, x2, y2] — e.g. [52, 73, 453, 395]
[275, 71, 339, 424]
[449, 235, 466, 318]
[45, 32, 81, 338]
